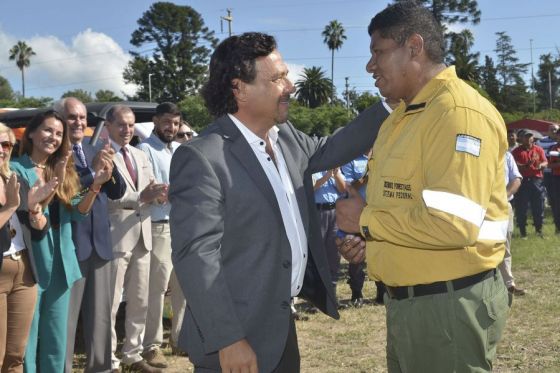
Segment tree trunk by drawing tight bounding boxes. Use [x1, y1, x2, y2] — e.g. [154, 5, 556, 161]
[331, 49, 335, 103]
[21, 68, 25, 98]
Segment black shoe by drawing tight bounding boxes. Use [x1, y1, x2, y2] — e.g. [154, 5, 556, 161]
[351, 290, 364, 308]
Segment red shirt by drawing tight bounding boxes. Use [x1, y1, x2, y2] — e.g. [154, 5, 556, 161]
[549, 143, 560, 176]
[511, 144, 547, 178]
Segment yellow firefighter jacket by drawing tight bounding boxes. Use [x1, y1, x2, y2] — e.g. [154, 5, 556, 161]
[360, 66, 508, 286]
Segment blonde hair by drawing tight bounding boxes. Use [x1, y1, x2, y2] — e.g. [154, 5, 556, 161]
[0, 122, 16, 179]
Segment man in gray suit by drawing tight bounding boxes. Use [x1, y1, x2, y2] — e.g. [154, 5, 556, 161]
[169, 32, 385, 373]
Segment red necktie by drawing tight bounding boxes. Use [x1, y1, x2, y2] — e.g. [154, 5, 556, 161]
[120, 147, 137, 186]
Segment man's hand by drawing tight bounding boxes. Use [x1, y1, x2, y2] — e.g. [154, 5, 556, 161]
[336, 186, 366, 233]
[219, 339, 258, 373]
[92, 142, 115, 171]
[92, 158, 113, 186]
[335, 234, 366, 264]
[139, 179, 168, 204]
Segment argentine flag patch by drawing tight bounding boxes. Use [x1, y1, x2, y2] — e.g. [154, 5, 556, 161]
[455, 134, 481, 157]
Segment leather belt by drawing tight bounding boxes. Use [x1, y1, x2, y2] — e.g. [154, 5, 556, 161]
[153, 219, 169, 224]
[386, 269, 496, 300]
[316, 203, 336, 211]
[5, 250, 25, 261]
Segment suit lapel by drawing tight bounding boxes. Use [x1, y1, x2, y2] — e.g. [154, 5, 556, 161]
[277, 132, 310, 233]
[114, 148, 136, 191]
[218, 116, 282, 216]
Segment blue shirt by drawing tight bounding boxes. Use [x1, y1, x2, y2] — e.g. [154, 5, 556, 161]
[341, 154, 368, 199]
[137, 133, 179, 221]
[505, 151, 522, 201]
[312, 171, 341, 204]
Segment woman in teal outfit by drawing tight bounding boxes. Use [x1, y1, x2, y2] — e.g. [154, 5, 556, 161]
[10, 110, 113, 373]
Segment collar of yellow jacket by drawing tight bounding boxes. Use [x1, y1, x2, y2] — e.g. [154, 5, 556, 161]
[395, 65, 458, 116]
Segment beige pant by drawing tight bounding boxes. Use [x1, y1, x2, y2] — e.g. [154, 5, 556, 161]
[169, 269, 186, 345]
[144, 222, 173, 351]
[498, 202, 515, 287]
[110, 240, 150, 369]
[0, 250, 37, 373]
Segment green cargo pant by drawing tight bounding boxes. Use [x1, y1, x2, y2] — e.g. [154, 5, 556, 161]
[385, 270, 509, 373]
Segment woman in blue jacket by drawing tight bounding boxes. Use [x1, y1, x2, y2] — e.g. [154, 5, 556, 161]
[11, 110, 113, 373]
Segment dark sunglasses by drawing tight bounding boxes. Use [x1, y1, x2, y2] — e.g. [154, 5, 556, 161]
[176, 132, 193, 139]
[0, 141, 14, 151]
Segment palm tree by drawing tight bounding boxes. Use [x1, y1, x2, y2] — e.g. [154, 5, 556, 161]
[9, 41, 36, 98]
[446, 30, 480, 83]
[322, 20, 347, 102]
[295, 66, 333, 108]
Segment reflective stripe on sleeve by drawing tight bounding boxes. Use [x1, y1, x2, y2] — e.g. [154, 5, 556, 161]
[422, 190, 486, 226]
[477, 220, 508, 241]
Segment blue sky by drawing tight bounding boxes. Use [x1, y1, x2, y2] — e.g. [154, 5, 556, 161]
[1, 0, 558, 101]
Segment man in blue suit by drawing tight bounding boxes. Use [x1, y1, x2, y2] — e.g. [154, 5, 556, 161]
[56, 97, 126, 373]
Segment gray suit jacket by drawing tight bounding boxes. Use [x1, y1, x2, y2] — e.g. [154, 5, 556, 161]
[169, 103, 388, 372]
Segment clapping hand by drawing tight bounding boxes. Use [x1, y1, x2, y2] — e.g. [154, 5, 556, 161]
[4, 173, 20, 210]
[92, 158, 114, 186]
[28, 178, 59, 211]
[140, 179, 168, 204]
[92, 142, 115, 172]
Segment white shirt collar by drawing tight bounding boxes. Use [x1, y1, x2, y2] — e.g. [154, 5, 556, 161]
[228, 114, 280, 147]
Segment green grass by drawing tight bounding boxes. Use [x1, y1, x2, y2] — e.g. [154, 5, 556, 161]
[74, 215, 560, 372]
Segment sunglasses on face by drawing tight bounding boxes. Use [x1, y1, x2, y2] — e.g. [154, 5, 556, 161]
[0, 142, 14, 152]
[176, 132, 193, 139]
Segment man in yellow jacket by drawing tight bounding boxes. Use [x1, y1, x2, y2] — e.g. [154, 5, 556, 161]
[336, 2, 509, 372]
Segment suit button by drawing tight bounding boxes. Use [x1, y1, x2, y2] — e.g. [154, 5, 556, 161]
[282, 260, 291, 269]
[136, 213, 140, 217]
[281, 301, 290, 309]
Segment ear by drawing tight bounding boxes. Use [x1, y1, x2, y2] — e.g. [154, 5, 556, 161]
[407, 33, 424, 58]
[232, 78, 247, 103]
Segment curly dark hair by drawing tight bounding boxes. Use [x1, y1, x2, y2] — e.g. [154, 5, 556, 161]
[201, 32, 277, 117]
[368, 0, 445, 64]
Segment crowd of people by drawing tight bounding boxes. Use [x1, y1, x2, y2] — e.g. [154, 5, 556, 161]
[0, 99, 193, 372]
[0, 1, 552, 372]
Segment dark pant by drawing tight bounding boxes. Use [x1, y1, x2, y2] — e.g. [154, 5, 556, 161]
[514, 177, 545, 234]
[347, 262, 365, 295]
[272, 316, 300, 373]
[549, 176, 560, 231]
[318, 209, 340, 286]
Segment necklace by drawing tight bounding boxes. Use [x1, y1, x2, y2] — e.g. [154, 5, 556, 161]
[30, 159, 46, 169]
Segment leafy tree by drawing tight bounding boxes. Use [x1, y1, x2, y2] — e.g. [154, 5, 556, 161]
[123, 2, 218, 103]
[95, 89, 123, 102]
[494, 32, 529, 87]
[446, 30, 479, 82]
[289, 102, 355, 136]
[295, 67, 333, 108]
[479, 56, 500, 103]
[0, 76, 14, 100]
[348, 91, 381, 113]
[61, 89, 93, 103]
[178, 95, 212, 131]
[8, 41, 36, 98]
[322, 20, 347, 102]
[0, 96, 52, 109]
[535, 54, 560, 110]
[396, 0, 481, 26]
[494, 32, 530, 112]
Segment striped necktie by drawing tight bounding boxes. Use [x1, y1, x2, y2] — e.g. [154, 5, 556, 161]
[73, 144, 87, 168]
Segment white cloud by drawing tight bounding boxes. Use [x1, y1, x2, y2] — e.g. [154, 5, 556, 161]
[0, 28, 137, 99]
[287, 63, 306, 84]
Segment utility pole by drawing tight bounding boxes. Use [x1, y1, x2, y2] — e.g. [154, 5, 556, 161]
[221, 9, 233, 37]
[148, 73, 153, 102]
[530, 39, 536, 114]
[549, 70, 553, 110]
[344, 77, 350, 112]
